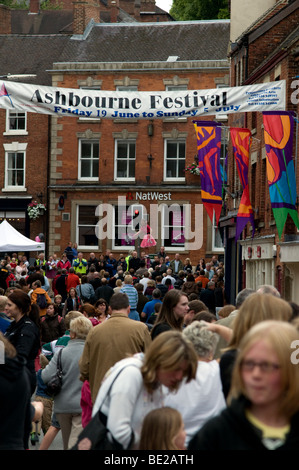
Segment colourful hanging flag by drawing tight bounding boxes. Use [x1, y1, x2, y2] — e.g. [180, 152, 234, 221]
[263, 111, 299, 239]
[230, 128, 255, 241]
[193, 121, 223, 225]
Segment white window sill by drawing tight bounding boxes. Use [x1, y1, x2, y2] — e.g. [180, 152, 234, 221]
[2, 187, 27, 192]
[3, 131, 28, 136]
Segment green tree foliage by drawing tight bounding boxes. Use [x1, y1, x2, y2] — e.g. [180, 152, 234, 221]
[0, 0, 27, 8]
[170, 0, 229, 21]
[0, 0, 62, 9]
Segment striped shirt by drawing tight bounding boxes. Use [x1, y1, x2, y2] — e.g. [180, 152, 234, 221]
[120, 284, 138, 309]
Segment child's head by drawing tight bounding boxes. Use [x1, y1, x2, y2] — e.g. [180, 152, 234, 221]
[54, 294, 62, 305]
[139, 407, 186, 450]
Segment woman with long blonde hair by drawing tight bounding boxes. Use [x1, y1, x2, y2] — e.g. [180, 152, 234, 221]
[219, 292, 292, 398]
[189, 320, 299, 450]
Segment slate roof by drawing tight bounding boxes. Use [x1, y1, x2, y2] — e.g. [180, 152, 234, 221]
[0, 34, 70, 85]
[11, 10, 74, 35]
[60, 20, 230, 63]
[0, 20, 230, 85]
[10, 2, 172, 35]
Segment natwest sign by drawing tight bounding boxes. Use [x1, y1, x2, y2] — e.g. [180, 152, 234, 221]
[136, 191, 172, 201]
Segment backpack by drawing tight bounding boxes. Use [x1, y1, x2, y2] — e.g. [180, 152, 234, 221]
[36, 292, 48, 309]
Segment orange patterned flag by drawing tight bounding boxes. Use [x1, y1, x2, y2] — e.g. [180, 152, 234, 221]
[263, 111, 299, 239]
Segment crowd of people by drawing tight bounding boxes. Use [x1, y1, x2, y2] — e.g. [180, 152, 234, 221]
[0, 244, 299, 451]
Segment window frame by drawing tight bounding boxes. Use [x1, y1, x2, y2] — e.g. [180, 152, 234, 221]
[4, 110, 28, 135]
[163, 139, 186, 182]
[114, 139, 136, 182]
[78, 139, 99, 181]
[211, 212, 224, 253]
[3, 142, 27, 191]
[112, 204, 145, 250]
[78, 86, 102, 121]
[164, 85, 188, 122]
[75, 204, 99, 250]
[161, 204, 186, 252]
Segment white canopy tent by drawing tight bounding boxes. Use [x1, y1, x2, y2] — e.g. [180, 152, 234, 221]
[0, 219, 45, 252]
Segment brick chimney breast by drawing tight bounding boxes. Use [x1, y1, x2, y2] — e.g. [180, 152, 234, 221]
[0, 5, 11, 34]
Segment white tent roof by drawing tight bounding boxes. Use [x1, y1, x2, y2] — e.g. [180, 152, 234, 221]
[0, 219, 45, 252]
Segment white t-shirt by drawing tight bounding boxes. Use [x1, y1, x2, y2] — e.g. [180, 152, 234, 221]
[165, 360, 226, 446]
[92, 355, 165, 449]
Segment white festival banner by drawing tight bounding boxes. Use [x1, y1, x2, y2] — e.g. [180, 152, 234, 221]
[0, 79, 286, 119]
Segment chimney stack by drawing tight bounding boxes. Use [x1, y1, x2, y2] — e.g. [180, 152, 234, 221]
[109, 0, 119, 23]
[29, 0, 40, 14]
[0, 5, 11, 34]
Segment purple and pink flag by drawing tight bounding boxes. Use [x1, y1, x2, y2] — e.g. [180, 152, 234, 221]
[193, 121, 223, 226]
[230, 127, 255, 241]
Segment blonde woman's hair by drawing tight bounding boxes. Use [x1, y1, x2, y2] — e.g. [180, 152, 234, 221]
[70, 315, 92, 340]
[229, 320, 299, 419]
[141, 330, 197, 393]
[227, 293, 292, 350]
[139, 407, 183, 450]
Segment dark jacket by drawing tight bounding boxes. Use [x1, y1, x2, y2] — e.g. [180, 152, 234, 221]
[155, 282, 168, 299]
[128, 256, 141, 272]
[40, 313, 66, 344]
[0, 355, 32, 449]
[219, 348, 238, 399]
[94, 284, 114, 303]
[199, 287, 216, 313]
[150, 322, 172, 340]
[4, 315, 40, 394]
[188, 395, 299, 450]
[55, 273, 68, 301]
[0, 267, 8, 290]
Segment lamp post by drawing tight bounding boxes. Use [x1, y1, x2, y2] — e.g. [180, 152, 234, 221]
[0, 74, 37, 80]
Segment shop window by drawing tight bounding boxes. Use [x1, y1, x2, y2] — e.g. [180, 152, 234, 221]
[113, 204, 144, 249]
[161, 204, 185, 250]
[76, 205, 99, 249]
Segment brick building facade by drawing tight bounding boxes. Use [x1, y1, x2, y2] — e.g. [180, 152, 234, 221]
[0, 1, 230, 267]
[47, 19, 230, 263]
